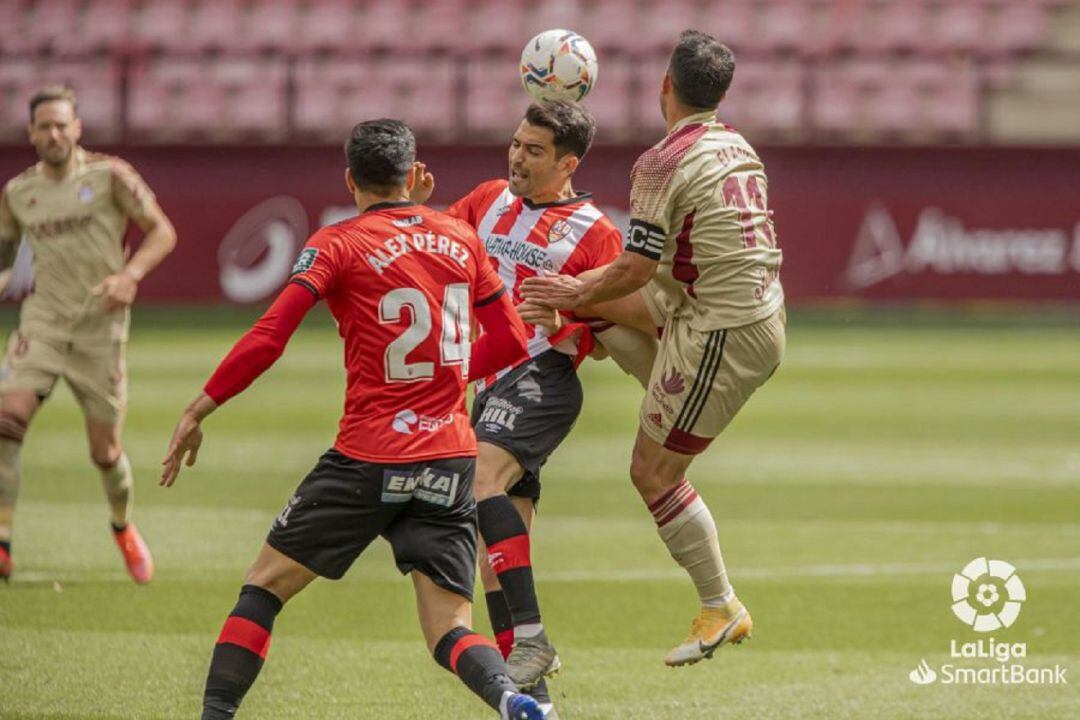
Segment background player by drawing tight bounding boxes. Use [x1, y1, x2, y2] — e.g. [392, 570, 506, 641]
[522, 31, 786, 667]
[0, 85, 177, 583]
[412, 100, 651, 701]
[161, 119, 545, 720]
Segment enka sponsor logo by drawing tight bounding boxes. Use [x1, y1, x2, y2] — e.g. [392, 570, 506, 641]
[847, 205, 1080, 289]
[907, 558, 1068, 687]
[381, 468, 460, 507]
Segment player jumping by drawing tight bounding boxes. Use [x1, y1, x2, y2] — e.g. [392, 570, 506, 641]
[162, 119, 546, 720]
[0, 86, 177, 584]
[411, 100, 655, 703]
[523, 32, 786, 667]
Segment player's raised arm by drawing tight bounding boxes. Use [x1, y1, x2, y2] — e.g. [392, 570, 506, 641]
[93, 161, 177, 311]
[161, 279, 319, 487]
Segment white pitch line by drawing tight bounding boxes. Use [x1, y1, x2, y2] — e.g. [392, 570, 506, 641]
[9, 557, 1080, 587]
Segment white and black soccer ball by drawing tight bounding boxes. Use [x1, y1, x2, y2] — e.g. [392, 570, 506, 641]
[520, 29, 598, 103]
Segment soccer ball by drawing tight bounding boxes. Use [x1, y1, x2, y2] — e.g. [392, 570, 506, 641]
[520, 29, 598, 103]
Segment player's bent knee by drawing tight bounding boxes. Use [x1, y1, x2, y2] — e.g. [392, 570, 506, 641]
[0, 412, 28, 444]
[91, 446, 123, 470]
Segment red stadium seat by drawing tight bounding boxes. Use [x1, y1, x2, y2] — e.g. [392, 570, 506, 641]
[578, 0, 641, 52]
[985, 1, 1048, 55]
[411, 0, 468, 52]
[247, 0, 302, 52]
[634, 52, 673, 136]
[640, 0, 702, 51]
[294, 58, 366, 139]
[132, 0, 194, 52]
[752, 0, 812, 54]
[929, 1, 984, 55]
[582, 56, 634, 142]
[523, 0, 584, 39]
[912, 60, 980, 135]
[19, 0, 80, 54]
[297, 0, 359, 52]
[188, 0, 243, 52]
[356, 0, 409, 51]
[465, 56, 531, 138]
[215, 58, 289, 138]
[73, 0, 136, 55]
[465, 0, 526, 52]
[0, 57, 39, 141]
[0, 1, 30, 55]
[382, 60, 458, 139]
[846, 0, 930, 55]
[722, 59, 805, 137]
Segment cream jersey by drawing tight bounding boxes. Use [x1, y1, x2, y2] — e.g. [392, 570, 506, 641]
[0, 148, 156, 343]
[625, 111, 784, 330]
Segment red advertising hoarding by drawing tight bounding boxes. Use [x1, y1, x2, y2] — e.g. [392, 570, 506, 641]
[1, 145, 1078, 304]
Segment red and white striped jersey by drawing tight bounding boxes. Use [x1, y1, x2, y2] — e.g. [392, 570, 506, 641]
[448, 179, 622, 387]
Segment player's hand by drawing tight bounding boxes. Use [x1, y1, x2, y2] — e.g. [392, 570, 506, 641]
[92, 271, 139, 311]
[161, 411, 203, 487]
[520, 274, 584, 311]
[409, 162, 435, 204]
[517, 299, 563, 334]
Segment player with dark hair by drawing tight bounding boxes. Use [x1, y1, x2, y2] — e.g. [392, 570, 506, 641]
[162, 118, 544, 720]
[523, 30, 786, 667]
[411, 100, 655, 705]
[0, 85, 177, 583]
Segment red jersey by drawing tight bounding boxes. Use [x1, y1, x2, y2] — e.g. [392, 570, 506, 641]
[447, 180, 622, 388]
[285, 201, 505, 462]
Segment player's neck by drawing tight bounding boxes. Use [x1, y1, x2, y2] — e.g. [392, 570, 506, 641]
[526, 180, 575, 206]
[39, 149, 79, 182]
[354, 189, 411, 214]
[664, 104, 711, 135]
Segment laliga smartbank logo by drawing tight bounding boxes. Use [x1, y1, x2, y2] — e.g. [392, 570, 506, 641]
[907, 558, 1068, 686]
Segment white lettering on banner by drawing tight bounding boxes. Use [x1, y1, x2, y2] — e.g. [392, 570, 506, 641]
[219, 196, 309, 302]
[846, 205, 1079, 290]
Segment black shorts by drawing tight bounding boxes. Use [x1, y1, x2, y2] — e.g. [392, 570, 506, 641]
[470, 350, 583, 500]
[266, 449, 477, 599]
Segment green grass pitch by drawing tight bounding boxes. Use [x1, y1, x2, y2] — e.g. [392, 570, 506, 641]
[1, 307, 1078, 719]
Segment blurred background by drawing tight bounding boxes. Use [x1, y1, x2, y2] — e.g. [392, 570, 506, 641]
[2, 0, 1079, 307]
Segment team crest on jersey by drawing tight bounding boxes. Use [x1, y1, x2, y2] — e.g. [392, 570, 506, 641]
[495, 203, 513, 216]
[291, 247, 318, 274]
[78, 184, 94, 204]
[547, 219, 573, 245]
[660, 369, 685, 394]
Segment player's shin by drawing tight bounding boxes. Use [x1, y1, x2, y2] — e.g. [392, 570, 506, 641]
[202, 585, 283, 719]
[649, 479, 733, 607]
[477, 496, 542, 633]
[433, 626, 519, 711]
[98, 452, 133, 527]
[485, 590, 554, 709]
[0, 415, 27, 578]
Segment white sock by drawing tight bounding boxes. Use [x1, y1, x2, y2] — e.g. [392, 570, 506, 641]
[651, 479, 733, 607]
[513, 622, 544, 640]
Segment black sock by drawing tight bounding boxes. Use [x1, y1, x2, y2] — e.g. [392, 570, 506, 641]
[478, 496, 541, 626]
[0, 539, 10, 555]
[433, 626, 517, 711]
[202, 584, 283, 719]
[485, 590, 551, 704]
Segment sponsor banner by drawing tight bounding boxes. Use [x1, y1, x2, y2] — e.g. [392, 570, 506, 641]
[2, 145, 1077, 303]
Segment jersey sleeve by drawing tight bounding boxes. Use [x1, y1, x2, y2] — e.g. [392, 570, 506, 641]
[445, 179, 507, 227]
[109, 159, 158, 226]
[626, 147, 686, 261]
[288, 227, 346, 299]
[0, 188, 20, 247]
[562, 220, 623, 277]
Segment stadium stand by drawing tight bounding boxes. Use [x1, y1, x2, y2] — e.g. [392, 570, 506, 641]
[0, 0, 1076, 144]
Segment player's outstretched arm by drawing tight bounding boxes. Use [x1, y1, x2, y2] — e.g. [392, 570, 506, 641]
[160, 282, 316, 486]
[0, 190, 22, 295]
[468, 291, 529, 382]
[522, 251, 657, 310]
